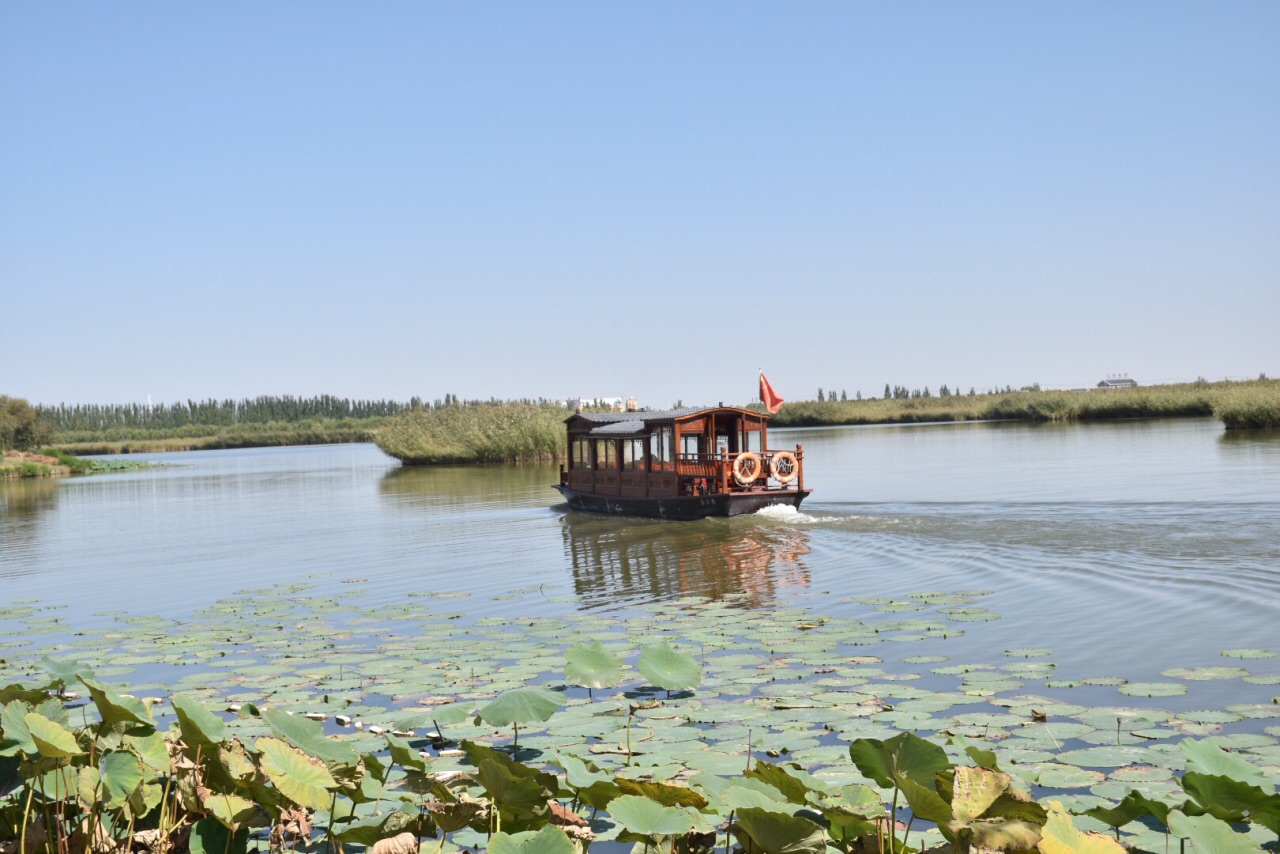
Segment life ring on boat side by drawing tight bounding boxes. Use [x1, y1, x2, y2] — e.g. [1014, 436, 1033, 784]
[770, 451, 799, 485]
[732, 452, 761, 487]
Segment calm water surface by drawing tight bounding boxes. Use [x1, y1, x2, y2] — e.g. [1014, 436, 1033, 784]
[3, 418, 1278, 689]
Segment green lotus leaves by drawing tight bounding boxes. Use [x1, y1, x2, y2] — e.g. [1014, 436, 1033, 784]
[1221, 649, 1276, 659]
[478, 687, 563, 727]
[615, 777, 708, 809]
[848, 730, 952, 790]
[255, 736, 338, 810]
[189, 817, 249, 854]
[733, 807, 827, 854]
[0, 701, 37, 756]
[488, 826, 577, 854]
[172, 694, 226, 745]
[24, 712, 81, 758]
[607, 794, 695, 836]
[99, 749, 144, 808]
[1180, 737, 1271, 787]
[1041, 800, 1128, 853]
[1118, 682, 1187, 697]
[563, 640, 625, 690]
[79, 676, 154, 730]
[262, 707, 358, 768]
[1168, 809, 1263, 854]
[1161, 665, 1250, 681]
[637, 640, 701, 693]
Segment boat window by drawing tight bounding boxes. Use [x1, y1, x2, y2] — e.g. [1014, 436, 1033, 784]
[681, 434, 704, 457]
[595, 439, 617, 470]
[571, 438, 592, 469]
[745, 430, 762, 453]
[651, 427, 674, 471]
[623, 438, 646, 470]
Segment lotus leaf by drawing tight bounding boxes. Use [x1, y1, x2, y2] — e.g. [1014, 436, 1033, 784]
[262, 707, 358, 767]
[1181, 737, 1270, 787]
[189, 817, 249, 854]
[605, 793, 694, 836]
[0, 701, 37, 756]
[202, 791, 260, 829]
[172, 694, 226, 745]
[563, 640, 625, 690]
[732, 806, 826, 854]
[1118, 682, 1187, 697]
[255, 736, 338, 810]
[479, 687, 562, 727]
[1161, 665, 1249, 681]
[1168, 809, 1265, 853]
[24, 712, 81, 758]
[488, 826, 576, 854]
[1222, 649, 1276, 659]
[80, 676, 154, 729]
[98, 749, 144, 808]
[848, 731, 951, 790]
[1039, 799, 1126, 853]
[637, 641, 701, 693]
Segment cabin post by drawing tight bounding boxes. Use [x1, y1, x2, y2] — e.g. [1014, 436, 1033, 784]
[796, 444, 804, 493]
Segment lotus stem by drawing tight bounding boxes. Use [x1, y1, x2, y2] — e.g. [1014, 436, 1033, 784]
[20, 779, 35, 854]
[325, 791, 337, 851]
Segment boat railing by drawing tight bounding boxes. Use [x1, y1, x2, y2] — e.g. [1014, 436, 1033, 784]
[676, 445, 805, 491]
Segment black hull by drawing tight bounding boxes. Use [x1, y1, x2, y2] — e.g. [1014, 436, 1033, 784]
[553, 485, 810, 520]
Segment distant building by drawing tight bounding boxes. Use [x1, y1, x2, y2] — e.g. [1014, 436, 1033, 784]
[1097, 374, 1138, 389]
[569, 396, 638, 412]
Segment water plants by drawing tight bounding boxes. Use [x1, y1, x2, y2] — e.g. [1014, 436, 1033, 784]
[3, 583, 1279, 852]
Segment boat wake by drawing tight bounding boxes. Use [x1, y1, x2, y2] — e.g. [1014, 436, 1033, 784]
[750, 504, 845, 524]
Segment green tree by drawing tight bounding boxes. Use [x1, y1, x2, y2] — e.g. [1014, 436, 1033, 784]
[0, 395, 44, 450]
[884, 383, 891, 399]
[817, 388, 824, 402]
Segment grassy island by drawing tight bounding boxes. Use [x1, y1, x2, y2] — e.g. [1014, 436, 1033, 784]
[768, 378, 1280, 430]
[374, 402, 568, 464]
[6, 381, 1275, 468]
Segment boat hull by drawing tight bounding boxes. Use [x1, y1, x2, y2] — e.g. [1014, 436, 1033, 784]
[553, 485, 810, 520]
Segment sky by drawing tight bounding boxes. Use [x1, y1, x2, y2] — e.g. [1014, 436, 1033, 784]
[3, 3, 1277, 410]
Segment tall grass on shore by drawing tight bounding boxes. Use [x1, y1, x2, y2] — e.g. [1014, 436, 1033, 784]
[375, 402, 568, 464]
[770, 379, 1277, 428]
[1214, 384, 1280, 430]
[50, 418, 382, 455]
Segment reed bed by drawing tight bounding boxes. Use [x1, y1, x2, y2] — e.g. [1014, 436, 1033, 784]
[51, 419, 382, 455]
[374, 402, 568, 464]
[771, 379, 1276, 428]
[1214, 385, 1280, 429]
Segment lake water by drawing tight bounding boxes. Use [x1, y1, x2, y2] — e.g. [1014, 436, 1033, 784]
[3, 417, 1278, 699]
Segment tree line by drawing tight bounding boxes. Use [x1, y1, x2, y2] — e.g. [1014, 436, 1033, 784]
[815, 383, 1041, 402]
[33, 394, 580, 434]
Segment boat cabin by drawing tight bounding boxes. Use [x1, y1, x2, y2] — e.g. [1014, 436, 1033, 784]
[558, 406, 805, 500]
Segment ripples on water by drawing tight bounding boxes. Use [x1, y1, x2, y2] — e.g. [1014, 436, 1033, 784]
[2, 420, 1278, 696]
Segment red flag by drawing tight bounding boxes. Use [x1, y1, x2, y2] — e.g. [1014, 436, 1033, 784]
[759, 371, 784, 414]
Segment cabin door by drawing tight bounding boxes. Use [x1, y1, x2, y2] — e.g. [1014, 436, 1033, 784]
[715, 417, 739, 456]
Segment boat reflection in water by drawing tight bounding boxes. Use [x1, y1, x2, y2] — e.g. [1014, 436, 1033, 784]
[559, 511, 811, 609]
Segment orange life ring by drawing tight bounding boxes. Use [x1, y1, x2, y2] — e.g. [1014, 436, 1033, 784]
[770, 451, 799, 485]
[732, 452, 761, 487]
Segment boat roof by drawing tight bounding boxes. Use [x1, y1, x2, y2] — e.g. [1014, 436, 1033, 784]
[567, 406, 767, 437]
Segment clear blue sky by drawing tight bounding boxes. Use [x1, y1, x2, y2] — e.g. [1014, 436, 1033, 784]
[3, 3, 1276, 409]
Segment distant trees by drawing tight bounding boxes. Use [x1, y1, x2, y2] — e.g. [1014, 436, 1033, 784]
[1, 395, 47, 450]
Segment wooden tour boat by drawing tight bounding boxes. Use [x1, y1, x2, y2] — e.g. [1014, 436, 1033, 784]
[554, 405, 810, 520]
